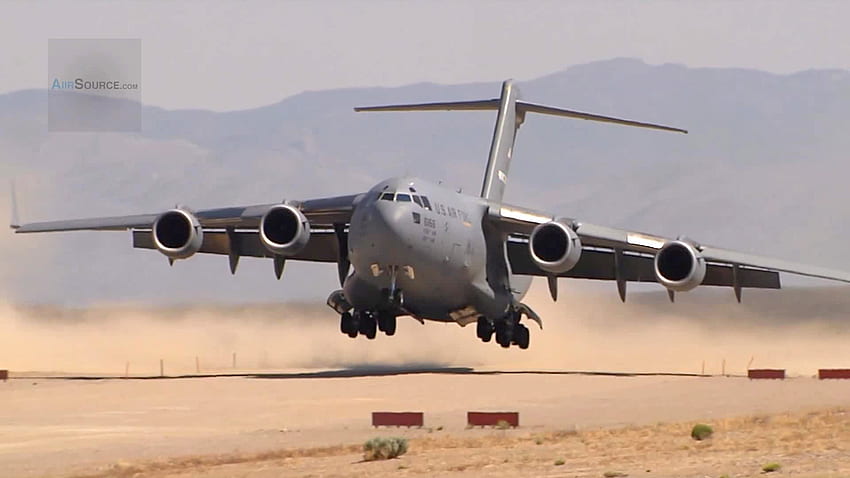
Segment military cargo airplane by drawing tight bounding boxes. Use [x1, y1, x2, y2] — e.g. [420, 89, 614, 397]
[12, 80, 850, 349]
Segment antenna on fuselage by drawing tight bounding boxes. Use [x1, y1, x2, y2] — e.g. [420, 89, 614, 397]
[355, 80, 687, 203]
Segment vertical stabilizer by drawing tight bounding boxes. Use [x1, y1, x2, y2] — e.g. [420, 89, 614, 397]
[480, 80, 521, 202]
[354, 79, 685, 203]
[9, 180, 20, 229]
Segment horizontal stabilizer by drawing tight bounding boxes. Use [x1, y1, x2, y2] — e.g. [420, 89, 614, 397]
[518, 101, 687, 134]
[356, 99, 687, 134]
[355, 99, 500, 112]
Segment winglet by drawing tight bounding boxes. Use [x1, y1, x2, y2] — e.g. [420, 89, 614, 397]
[9, 180, 20, 230]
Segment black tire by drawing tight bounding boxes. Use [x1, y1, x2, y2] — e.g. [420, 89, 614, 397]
[516, 324, 530, 350]
[495, 322, 512, 348]
[359, 311, 377, 339]
[347, 310, 361, 338]
[376, 311, 388, 332]
[340, 312, 354, 335]
[365, 319, 377, 339]
[476, 317, 493, 342]
[382, 315, 397, 336]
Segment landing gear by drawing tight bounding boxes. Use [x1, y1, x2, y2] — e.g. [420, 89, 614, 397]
[358, 310, 378, 339]
[377, 311, 397, 336]
[476, 317, 494, 342]
[481, 310, 530, 349]
[341, 309, 397, 339]
[380, 288, 404, 310]
[340, 311, 358, 338]
[513, 323, 530, 350]
[495, 321, 513, 348]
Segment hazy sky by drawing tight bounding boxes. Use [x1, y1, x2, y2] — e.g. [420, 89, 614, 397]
[2, 0, 849, 111]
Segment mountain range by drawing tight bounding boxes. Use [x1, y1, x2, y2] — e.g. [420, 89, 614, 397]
[2, 58, 849, 305]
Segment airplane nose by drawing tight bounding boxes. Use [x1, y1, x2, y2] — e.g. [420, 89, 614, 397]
[354, 199, 419, 271]
[372, 200, 412, 247]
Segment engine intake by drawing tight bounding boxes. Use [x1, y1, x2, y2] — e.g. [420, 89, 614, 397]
[259, 204, 310, 256]
[654, 240, 706, 292]
[152, 209, 203, 260]
[528, 219, 582, 274]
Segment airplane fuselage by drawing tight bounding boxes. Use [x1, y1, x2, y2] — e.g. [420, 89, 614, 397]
[343, 176, 528, 324]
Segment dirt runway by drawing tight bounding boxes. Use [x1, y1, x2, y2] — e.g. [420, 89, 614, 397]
[2, 280, 850, 476]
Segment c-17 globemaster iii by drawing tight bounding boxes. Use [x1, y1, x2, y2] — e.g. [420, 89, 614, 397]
[12, 80, 850, 349]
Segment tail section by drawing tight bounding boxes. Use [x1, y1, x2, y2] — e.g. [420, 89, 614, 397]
[481, 80, 521, 202]
[9, 180, 20, 230]
[355, 80, 686, 203]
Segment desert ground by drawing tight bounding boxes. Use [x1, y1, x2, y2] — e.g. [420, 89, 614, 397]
[2, 281, 850, 477]
[2, 374, 850, 477]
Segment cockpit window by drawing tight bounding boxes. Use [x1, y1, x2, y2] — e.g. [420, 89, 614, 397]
[380, 192, 394, 201]
[412, 195, 423, 207]
[396, 193, 412, 202]
[421, 196, 432, 211]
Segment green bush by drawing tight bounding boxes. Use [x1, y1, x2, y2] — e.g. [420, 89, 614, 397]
[762, 463, 781, 473]
[554, 459, 565, 466]
[363, 437, 409, 461]
[690, 423, 714, 441]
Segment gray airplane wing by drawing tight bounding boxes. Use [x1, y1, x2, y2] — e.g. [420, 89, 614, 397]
[12, 194, 361, 277]
[492, 202, 850, 300]
[13, 194, 360, 233]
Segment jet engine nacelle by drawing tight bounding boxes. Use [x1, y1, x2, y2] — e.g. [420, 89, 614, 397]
[259, 204, 311, 256]
[654, 240, 706, 292]
[152, 209, 204, 260]
[529, 219, 582, 274]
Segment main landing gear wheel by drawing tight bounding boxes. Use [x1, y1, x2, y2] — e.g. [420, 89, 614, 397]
[487, 312, 530, 349]
[377, 311, 397, 336]
[513, 323, 530, 350]
[495, 322, 513, 348]
[476, 317, 494, 342]
[358, 311, 378, 340]
[341, 311, 358, 338]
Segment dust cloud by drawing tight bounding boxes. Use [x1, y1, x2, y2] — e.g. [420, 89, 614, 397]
[1, 280, 849, 376]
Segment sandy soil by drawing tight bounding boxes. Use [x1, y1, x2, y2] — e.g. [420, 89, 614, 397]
[109, 407, 850, 478]
[1, 281, 849, 477]
[1, 374, 849, 477]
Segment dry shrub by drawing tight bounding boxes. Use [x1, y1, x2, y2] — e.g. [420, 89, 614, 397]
[363, 437, 408, 461]
[496, 420, 512, 430]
